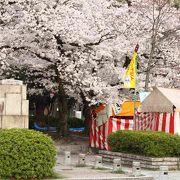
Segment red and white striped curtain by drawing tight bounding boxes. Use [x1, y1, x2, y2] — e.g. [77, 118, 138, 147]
[90, 116, 133, 150]
[90, 112, 180, 151]
[134, 112, 180, 134]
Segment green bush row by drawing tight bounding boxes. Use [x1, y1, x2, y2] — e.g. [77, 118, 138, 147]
[67, 116, 84, 128]
[108, 130, 180, 157]
[0, 128, 56, 179]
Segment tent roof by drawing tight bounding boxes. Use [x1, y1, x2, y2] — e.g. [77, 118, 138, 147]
[140, 87, 180, 112]
[95, 104, 106, 113]
[157, 87, 180, 111]
[95, 101, 140, 117]
[118, 101, 140, 116]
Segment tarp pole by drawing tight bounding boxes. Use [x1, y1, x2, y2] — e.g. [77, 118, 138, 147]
[134, 89, 136, 119]
[133, 45, 139, 121]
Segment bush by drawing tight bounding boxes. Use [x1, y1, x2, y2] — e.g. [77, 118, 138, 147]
[45, 116, 60, 127]
[29, 115, 36, 129]
[29, 116, 84, 129]
[0, 128, 56, 179]
[108, 130, 180, 157]
[67, 116, 84, 128]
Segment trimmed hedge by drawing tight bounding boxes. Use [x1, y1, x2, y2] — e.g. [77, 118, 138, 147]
[0, 128, 56, 179]
[29, 116, 84, 129]
[67, 117, 84, 128]
[108, 130, 180, 157]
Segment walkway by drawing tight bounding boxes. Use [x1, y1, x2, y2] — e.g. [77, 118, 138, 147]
[54, 134, 180, 180]
[55, 154, 153, 180]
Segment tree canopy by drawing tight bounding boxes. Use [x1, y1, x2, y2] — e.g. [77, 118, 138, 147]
[0, 0, 179, 105]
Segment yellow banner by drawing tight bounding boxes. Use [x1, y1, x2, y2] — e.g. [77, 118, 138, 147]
[123, 51, 137, 88]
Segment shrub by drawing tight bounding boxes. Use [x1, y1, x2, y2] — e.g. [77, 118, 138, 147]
[108, 130, 180, 157]
[46, 116, 60, 127]
[29, 116, 84, 129]
[67, 116, 84, 128]
[0, 128, 56, 179]
[29, 115, 36, 129]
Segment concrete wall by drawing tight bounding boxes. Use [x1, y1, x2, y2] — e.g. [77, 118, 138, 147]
[0, 79, 29, 129]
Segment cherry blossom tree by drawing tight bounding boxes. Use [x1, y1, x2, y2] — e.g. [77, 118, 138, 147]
[0, 0, 179, 133]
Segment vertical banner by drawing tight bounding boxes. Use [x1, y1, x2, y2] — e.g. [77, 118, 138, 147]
[123, 44, 139, 88]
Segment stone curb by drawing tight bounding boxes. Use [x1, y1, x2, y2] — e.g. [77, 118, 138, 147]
[65, 177, 154, 180]
[99, 150, 180, 170]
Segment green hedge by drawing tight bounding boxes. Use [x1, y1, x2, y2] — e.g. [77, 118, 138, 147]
[29, 115, 36, 129]
[0, 128, 56, 179]
[108, 130, 180, 157]
[29, 116, 84, 129]
[67, 116, 84, 128]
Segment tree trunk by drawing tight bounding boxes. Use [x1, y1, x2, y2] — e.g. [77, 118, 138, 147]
[145, 31, 158, 91]
[145, 2, 162, 90]
[53, 63, 68, 136]
[57, 83, 68, 136]
[81, 92, 92, 135]
[83, 103, 91, 135]
[145, 26, 158, 90]
[145, 46, 155, 91]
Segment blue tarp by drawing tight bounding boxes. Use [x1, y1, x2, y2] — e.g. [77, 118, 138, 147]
[69, 127, 85, 132]
[33, 122, 56, 132]
[33, 122, 84, 132]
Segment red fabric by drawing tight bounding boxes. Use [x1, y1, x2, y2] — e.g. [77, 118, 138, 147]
[90, 111, 180, 150]
[89, 118, 93, 147]
[107, 118, 113, 150]
[98, 126, 101, 149]
[117, 119, 121, 130]
[108, 118, 113, 135]
[90, 116, 133, 150]
[162, 113, 167, 132]
[155, 112, 160, 131]
[169, 113, 174, 134]
[102, 123, 106, 149]
[134, 112, 178, 134]
[125, 119, 130, 130]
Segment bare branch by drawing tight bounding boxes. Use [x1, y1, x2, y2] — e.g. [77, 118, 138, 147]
[85, 33, 116, 47]
[0, 45, 54, 63]
[157, 25, 180, 43]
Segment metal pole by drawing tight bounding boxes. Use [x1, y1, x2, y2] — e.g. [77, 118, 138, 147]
[133, 50, 139, 121]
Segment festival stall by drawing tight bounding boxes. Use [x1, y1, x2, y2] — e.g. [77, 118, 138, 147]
[90, 101, 140, 150]
[134, 87, 180, 134]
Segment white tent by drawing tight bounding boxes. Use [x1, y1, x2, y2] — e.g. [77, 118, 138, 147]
[135, 87, 180, 134]
[139, 87, 180, 112]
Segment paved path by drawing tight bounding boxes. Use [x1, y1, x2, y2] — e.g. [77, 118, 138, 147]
[54, 134, 180, 180]
[138, 169, 180, 180]
[55, 154, 153, 179]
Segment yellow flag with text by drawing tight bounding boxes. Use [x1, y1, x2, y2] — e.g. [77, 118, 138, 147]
[123, 51, 137, 88]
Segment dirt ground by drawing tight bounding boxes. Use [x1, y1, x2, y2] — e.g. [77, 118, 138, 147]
[49, 131, 90, 146]
[52, 132, 135, 179]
